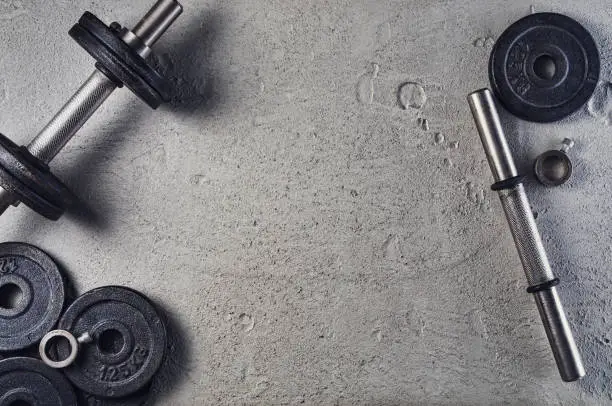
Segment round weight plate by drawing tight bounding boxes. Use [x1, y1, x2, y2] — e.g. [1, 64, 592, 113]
[489, 13, 600, 123]
[0, 357, 78, 406]
[0, 134, 74, 220]
[69, 12, 171, 109]
[58, 286, 166, 398]
[0, 164, 62, 220]
[0, 135, 74, 207]
[0, 243, 65, 351]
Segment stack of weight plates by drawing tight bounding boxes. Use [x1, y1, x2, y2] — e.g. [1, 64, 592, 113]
[0, 242, 167, 405]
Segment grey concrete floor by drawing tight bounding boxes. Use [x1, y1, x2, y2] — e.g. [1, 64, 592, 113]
[0, 0, 611, 404]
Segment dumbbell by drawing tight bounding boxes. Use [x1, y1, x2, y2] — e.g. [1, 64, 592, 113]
[0, 0, 183, 220]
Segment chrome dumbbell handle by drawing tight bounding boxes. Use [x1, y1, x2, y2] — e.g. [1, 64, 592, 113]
[468, 88, 584, 382]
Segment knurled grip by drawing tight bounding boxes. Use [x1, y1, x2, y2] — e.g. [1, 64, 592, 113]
[27, 71, 117, 164]
[498, 184, 556, 286]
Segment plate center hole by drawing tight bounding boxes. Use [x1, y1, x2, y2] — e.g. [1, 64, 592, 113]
[45, 335, 72, 362]
[0, 283, 23, 310]
[98, 329, 125, 355]
[534, 54, 556, 80]
[542, 155, 569, 180]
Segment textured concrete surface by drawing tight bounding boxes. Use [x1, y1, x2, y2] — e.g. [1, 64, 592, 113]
[0, 0, 611, 404]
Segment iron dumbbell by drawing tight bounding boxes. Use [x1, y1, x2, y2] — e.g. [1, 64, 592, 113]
[0, 0, 183, 220]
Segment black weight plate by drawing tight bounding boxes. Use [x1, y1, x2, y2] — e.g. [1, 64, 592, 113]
[0, 243, 65, 351]
[0, 134, 74, 220]
[69, 12, 171, 109]
[489, 13, 600, 123]
[58, 286, 166, 398]
[0, 165, 62, 220]
[0, 357, 78, 406]
[0, 135, 73, 207]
